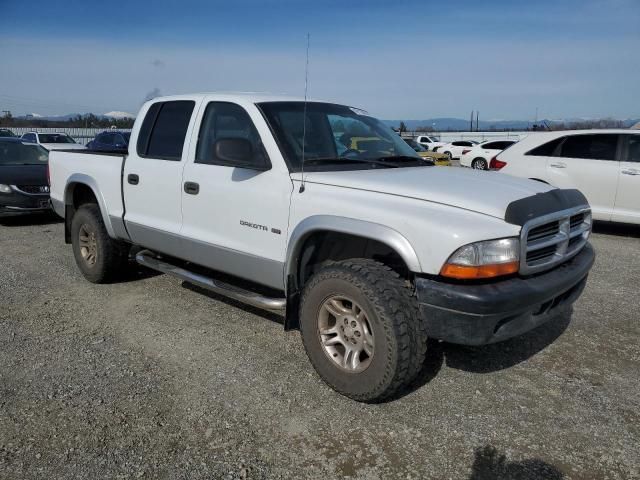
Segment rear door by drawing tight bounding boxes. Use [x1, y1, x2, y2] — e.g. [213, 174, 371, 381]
[612, 134, 640, 224]
[545, 133, 620, 221]
[123, 99, 199, 256]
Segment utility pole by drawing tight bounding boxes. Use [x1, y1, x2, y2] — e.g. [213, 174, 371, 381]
[470, 110, 474, 132]
[476, 111, 479, 132]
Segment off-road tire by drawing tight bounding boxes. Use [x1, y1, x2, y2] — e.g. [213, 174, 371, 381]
[71, 204, 129, 283]
[299, 259, 427, 402]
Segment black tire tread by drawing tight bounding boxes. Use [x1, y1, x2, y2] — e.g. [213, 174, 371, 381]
[71, 204, 128, 283]
[300, 259, 428, 402]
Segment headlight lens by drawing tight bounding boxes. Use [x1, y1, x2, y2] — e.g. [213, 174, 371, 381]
[440, 238, 520, 279]
[0, 184, 12, 194]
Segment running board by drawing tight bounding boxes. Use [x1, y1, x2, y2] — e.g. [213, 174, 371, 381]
[135, 250, 286, 312]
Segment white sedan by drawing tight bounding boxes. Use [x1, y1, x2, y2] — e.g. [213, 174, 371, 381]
[21, 132, 85, 151]
[434, 140, 478, 160]
[459, 139, 517, 170]
[495, 129, 640, 224]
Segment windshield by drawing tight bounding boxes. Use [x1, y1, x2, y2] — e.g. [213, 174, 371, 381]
[0, 142, 49, 165]
[39, 134, 76, 144]
[258, 102, 421, 171]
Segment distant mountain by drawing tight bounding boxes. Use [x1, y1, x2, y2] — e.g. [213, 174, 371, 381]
[17, 112, 135, 121]
[103, 111, 135, 119]
[384, 117, 640, 131]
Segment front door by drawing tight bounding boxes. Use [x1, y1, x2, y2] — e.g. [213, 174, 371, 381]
[180, 100, 293, 290]
[123, 99, 199, 255]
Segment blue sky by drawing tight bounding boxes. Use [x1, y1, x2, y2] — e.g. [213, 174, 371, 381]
[1, 0, 638, 120]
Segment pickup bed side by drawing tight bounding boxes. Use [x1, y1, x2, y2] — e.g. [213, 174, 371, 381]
[50, 151, 128, 243]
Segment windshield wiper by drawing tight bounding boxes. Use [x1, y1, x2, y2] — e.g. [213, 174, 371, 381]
[375, 155, 434, 166]
[303, 157, 400, 168]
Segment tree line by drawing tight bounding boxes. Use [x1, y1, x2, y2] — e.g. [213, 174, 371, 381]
[0, 112, 135, 129]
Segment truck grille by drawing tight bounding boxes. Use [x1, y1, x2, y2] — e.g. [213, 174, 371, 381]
[520, 206, 591, 275]
[14, 185, 50, 195]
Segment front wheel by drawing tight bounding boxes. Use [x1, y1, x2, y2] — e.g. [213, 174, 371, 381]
[71, 204, 129, 283]
[444, 151, 452, 160]
[299, 259, 427, 402]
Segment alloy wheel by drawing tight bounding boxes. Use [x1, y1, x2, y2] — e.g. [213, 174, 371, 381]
[317, 295, 374, 373]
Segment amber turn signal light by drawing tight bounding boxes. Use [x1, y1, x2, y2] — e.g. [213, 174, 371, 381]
[440, 261, 520, 280]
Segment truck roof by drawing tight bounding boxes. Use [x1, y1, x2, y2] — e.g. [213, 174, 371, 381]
[148, 92, 326, 105]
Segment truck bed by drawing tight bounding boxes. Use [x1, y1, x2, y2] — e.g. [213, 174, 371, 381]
[49, 150, 127, 236]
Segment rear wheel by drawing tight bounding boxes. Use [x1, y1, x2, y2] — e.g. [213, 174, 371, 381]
[299, 259, 427, 402]
[472, 158, 488, 170]
[71, 204, 129, 283]
[444, 151, 452, 160]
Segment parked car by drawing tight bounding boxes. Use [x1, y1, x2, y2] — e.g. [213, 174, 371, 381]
[493, 129, 640, 224]
[403, 138, 451, 166]
[87, 131, 131, 151]
[21, 132, 85, 151]
[415, 135, 445, 151]
[460, 139, 518, 170]
[49, 93, 594, 402]
[0, 128, 16, 137]
[435, 140, 479, 159]
[0, 138, 51, 217]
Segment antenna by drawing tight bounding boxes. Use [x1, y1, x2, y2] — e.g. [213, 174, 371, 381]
[299, 33, 310, 193]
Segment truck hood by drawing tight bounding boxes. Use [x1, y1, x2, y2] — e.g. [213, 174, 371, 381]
[296, 167, 553, 219]
[41, 143, 86, 151]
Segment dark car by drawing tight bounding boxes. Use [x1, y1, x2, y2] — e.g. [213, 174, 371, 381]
[86, 130, 130, 151]
[0, 128, 16, 137]
[0, 138, 51, 217]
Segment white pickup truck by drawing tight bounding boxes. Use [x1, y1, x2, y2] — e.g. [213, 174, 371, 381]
[49, 93, 595, 402]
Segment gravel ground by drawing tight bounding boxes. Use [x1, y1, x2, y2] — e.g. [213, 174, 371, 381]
[1, 214, 638, 479]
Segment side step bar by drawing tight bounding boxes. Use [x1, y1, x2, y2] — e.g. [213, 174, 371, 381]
[135, 250, 286, 312]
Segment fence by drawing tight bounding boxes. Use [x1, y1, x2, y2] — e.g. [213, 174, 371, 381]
[404, 131, 532, 142]
[9, 127, 132, 146]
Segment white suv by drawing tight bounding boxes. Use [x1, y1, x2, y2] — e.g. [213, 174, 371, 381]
[494, 130, 640, 224]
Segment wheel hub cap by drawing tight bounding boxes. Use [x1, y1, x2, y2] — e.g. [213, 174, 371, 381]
[317, 295, 374, 373]
[79, 224, 98, 266]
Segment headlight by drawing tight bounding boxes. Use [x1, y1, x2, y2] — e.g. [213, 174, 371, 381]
[440, 238, 520, 279]
[0, 184, 12, 194]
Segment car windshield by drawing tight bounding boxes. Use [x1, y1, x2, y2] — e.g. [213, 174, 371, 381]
[258, 102, 422, 171]
[0, 142, 49, 165]
[39, 134, 76, 144]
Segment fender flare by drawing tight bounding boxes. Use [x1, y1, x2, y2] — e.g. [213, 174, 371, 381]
[64, 173, 116, 238]
[284, 215, 422, 286]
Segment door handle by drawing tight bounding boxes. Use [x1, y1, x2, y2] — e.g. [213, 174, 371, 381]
[127, 174, 139, 185]
[622, 169, 640, 176]
[549, 162, 567, 168]
[184, 181, 200, 195]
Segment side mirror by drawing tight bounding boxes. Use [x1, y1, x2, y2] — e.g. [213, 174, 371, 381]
[214, 138, 268, 170]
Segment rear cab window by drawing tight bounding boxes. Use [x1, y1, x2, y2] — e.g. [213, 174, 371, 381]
[137, 100, 196, 160]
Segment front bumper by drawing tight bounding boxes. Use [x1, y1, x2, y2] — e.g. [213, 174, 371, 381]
[416, 243, 595, 345]
[0, 189, 51, 216]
